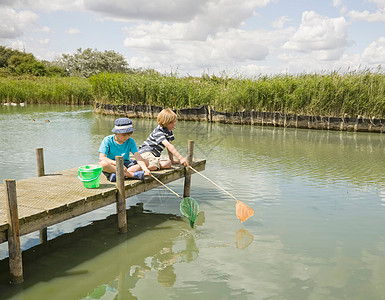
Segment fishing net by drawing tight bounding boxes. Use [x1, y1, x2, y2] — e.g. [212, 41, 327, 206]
[189, 166, 255, 223]
[236, 200, 254, 223]
[180, 197, 199, 228]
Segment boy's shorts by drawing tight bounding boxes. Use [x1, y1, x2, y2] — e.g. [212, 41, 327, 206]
[140, 152, 169, 169]
[102, 159, 137, 178]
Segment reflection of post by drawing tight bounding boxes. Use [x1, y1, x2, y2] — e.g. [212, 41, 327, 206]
[116, 156, 127, 233]
[36, 148, 48, 243]
[5, 179, 24, 284]
[183, 140, 194, 198]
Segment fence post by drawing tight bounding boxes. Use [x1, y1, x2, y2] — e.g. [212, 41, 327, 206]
[36, 148, 48, 243]
[116, 156, 127, 233]
[36, 148, 45, 177]
[183, 140, 194, 198]
[4, 179, 24, 284]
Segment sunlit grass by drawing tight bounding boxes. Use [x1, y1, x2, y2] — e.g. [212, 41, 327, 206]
[2, 70, 385, 118]
[0, 77, 93, 104]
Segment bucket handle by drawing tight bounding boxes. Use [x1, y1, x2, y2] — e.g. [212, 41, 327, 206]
[77, 168, 102, 182]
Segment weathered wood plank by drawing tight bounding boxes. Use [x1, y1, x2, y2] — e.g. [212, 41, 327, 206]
[0, 159, 205, 244]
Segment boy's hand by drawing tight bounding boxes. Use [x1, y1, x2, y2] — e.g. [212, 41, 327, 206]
[179, 157, 189, 167]
[144, 169, 151, 176]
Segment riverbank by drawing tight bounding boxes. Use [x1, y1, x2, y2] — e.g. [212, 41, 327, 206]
[95, 103, 385, 133]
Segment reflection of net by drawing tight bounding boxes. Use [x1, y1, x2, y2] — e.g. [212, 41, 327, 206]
[179, 234, 199, 263]
[236, 200, 254, 223]
[235, 228, 254, 249]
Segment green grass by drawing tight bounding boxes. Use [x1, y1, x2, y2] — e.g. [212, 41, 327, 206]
[0, 76, 92, 104]
[2, 70, 385, 118]
[90, 70, 385, 118]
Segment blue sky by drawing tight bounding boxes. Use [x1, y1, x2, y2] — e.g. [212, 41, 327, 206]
[1, 0, 385, 76]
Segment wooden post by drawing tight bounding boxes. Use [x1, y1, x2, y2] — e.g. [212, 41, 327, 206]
[4, 179, 23, 284]
[116, 156, 127, 233]
[39, 228, 47, 243]
[36, 148, 48, 243]
[183, 140, 194, 198]
[36, 148, 44, 177]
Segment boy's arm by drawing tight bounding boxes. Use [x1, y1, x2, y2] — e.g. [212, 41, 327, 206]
[162, 140, 188, 167]
[99, 153, 116, 165]
[133, 152, 151, 176]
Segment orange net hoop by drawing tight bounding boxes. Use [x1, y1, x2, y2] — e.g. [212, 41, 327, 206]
[236, 200, 255, 223]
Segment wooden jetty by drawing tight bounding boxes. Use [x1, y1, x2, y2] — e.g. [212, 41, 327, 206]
[0, 140, 205, 284]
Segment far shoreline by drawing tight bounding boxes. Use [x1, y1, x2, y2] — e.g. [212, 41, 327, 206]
[94, 103, 385, 134]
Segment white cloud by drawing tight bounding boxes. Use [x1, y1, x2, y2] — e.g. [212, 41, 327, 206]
[124, 24, 294, 75]
[347, 8, 385, 22]
[38, 26, 54, 34]
[87, 0, 275, 38]
[272, 16, 292, 29]
[368, 0, 385, 9]
[332, 0, 347, 14]
[84, 0, 207, 22]
[0, 8, 39, 38]
[7, 0, 84, 12]
[39, 38, 50, 45]
[183, 0, 276, 40]
[121, 0, 282, 74]
[66, 27, 82, 35]
[5, 40, 26, 51]
[347, 0, 385, 22]
[283, 11, 351, 61]
[361, 36, 385, 64]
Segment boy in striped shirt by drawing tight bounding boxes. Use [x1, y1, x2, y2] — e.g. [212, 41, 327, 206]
[139, 108, 188, 170]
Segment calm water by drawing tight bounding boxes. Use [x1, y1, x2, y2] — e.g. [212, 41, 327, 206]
[1, 104, 385, 299]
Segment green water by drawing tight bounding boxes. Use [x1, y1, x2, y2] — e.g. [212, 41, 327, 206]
[1, 104, 385, 299]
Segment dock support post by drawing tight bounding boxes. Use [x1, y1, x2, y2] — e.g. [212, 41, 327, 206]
[183, 140, 194, 198]
[36, 148, 48, 243]
[4, 179, 24, 284]
[36, 148, 45, 177]
[116, 156, 127, 233]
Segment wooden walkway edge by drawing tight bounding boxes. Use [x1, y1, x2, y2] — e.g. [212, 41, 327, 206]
[0, 140, 205, 283]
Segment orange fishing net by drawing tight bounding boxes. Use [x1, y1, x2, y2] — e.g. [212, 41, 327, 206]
[236, 200, 255, 223]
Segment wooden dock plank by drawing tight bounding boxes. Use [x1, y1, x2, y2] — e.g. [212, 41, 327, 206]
[0, 159, 205, 244]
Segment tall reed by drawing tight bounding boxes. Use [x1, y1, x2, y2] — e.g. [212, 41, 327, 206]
[2, 70, 385, 118]
[0, 77, 93, 104]
[90, 70, 385, 118]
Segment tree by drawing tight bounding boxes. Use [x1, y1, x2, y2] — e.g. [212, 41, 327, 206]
[53, 48, 130, 78]
[0, 45, 66, 77]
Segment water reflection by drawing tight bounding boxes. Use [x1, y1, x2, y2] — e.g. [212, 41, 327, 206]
[81, 214, 203, 299]
[0, 205, 203, 300]
[235, 228, 254, 250]
[2, 105, 385, 299]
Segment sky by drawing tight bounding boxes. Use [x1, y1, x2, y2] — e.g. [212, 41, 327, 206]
[1, 0, 385, 76]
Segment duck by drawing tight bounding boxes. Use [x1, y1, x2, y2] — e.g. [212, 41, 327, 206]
[45, 119, 50, 123]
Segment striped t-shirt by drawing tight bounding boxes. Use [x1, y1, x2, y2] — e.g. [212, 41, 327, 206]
[139, 125, 175, 157]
